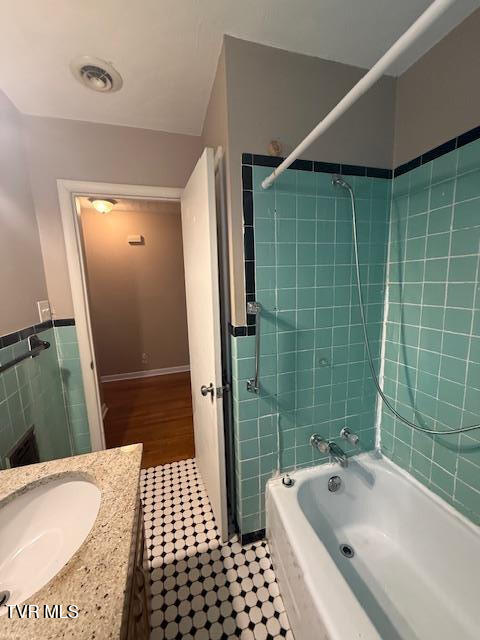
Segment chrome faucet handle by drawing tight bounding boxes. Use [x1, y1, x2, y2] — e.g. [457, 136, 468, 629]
[340, 427, 359, 446]
[310, 434, 329, 454]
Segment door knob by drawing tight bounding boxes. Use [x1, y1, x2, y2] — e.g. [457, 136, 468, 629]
[200, 383, 214, 397]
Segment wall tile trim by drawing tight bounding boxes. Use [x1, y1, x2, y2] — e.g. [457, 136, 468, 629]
[0, 321, 53, 348]
[235, 153, 392, 336]
[0, 318, 76, 348]
[244, 153, 392, 179]
[394, 124, 480, 177]
[53, 318, 76, 327]
[240, 528, 266, 545]
[230, 123, 480, 335]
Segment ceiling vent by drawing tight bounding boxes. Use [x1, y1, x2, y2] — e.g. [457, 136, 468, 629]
[70, 56, 123, 93]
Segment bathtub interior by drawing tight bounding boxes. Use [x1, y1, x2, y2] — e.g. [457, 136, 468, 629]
[272, 454, 480, 640]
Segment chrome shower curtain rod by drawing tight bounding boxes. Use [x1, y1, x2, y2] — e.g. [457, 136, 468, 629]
[261, 0, 457, 190]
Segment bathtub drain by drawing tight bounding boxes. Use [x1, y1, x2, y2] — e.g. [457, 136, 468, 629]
[340, 544, 354, 558]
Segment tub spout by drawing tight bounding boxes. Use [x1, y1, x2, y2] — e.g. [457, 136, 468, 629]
[328, 442, 348, 468]
[310, 434, 348, 467]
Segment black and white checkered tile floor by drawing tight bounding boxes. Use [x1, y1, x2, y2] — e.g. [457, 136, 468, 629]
[141, 458, 293, 640]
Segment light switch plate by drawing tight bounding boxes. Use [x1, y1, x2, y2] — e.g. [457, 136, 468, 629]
[37, 300, 51, 323]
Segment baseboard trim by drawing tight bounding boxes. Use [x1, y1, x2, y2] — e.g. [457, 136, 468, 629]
[101, 365, 190, 383]
[240, 528, 266, 545]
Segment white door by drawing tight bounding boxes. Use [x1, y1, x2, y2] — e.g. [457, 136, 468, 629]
[181, 148, 228, 542]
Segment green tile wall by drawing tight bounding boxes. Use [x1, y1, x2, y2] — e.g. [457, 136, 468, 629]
[232, 166, 391, 534]
[55, 325, 91, 455]
[381, 138, 480, 524]
[0, 328, 72, 467]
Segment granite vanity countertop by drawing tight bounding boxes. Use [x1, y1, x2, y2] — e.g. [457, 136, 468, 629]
[0, 444, 143, 640]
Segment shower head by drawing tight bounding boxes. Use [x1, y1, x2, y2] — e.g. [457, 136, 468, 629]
[332, 175, 352, 190]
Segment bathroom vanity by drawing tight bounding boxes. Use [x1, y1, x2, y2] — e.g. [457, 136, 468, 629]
[0, 444, 149, 639]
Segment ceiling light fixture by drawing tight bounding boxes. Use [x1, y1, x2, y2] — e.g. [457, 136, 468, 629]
[70, 56, 123, 93]
[89, 198, 117, 214]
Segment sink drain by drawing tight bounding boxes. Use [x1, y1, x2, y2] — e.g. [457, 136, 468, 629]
[0, 591, 10, 607]
[339, 543, 354, 558]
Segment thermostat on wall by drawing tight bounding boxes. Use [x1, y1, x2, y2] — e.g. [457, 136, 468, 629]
[127, 235, 144, 245]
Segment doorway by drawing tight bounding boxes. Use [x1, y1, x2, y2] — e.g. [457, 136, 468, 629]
[58, 149, 230, 541]
[77, 196, 194, 468]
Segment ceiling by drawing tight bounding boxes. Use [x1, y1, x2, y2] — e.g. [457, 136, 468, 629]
[0, 1, 478, 135]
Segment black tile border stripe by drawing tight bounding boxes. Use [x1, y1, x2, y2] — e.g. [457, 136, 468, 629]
[240, 528, 266, 545]
[394, 124, 480, 177]
[0, 318, 75, 349]
[230, 123, 480, 338]
[242, 164, 252, 191]
[34, 320, 53, 333]
[229, 323, 246, 337]
[0, 322, 52, 349]
[241, 155, 257, 336]
[366, 166, 392, 179]
[394, 156, 421, 177]
[245, 153, 393, 179]
[457, 125, 480, 148]
[421, 138, 456, 165]
[1, 331, 23, 348]
[244, 123, 480, 182]
[53, 318, 76, 327]
[313, 160, 340, 174]
[229, 322, 256, 337]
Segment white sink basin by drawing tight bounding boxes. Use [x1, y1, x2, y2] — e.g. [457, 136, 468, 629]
[0, 476, 101, 614]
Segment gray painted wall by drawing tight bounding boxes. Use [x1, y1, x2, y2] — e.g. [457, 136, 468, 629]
[22, 115, 203, 318]
[0, 90, 48, 334]
[394, 8, 480, 166]
[223, 36, 396, 325]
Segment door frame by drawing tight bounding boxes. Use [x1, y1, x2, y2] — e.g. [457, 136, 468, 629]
[213, 148, 236, 533]
[57, 179, 183, 452]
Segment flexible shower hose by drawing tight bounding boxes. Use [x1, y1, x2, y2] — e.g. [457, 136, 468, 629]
[334, 176, 480, 436]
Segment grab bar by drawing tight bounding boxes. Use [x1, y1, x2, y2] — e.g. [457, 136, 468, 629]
[246, 301, 261, 393]
[0, 334, 50, 374]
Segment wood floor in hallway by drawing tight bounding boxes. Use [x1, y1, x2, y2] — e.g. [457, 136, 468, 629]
[102, 372, 194, 468]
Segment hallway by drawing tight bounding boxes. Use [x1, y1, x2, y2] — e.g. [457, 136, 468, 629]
[102, 372, 194, 468]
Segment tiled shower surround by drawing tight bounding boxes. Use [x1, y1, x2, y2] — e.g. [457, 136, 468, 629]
[232, 161, 391, 534]
[233, 135, 480, 536]
[382, 139, 480, 524]
[0, 321, 91, 468]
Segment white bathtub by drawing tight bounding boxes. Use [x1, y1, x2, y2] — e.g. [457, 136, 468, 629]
[266, 452, 480, 640]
